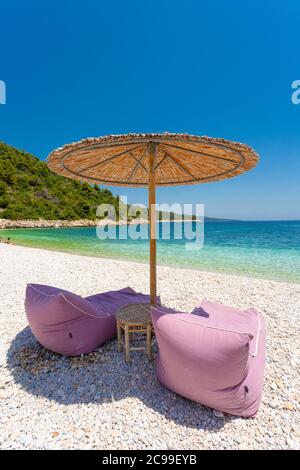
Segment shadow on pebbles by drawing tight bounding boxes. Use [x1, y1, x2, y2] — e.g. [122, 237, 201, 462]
[0, 324, 299, 450]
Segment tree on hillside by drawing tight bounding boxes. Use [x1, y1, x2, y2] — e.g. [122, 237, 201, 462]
[0, 142, 121, 220]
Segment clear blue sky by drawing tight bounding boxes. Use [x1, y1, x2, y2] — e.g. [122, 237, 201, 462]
[0, 0, 299, 220]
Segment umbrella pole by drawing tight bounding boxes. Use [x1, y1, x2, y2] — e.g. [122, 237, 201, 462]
[147, 142, 157, 305]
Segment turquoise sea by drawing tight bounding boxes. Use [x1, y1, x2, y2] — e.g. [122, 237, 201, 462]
[1, 220, 300, 283]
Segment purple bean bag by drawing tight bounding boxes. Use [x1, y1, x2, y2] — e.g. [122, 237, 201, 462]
[25, 284, 151, 356]
[151, 300, 266, 418]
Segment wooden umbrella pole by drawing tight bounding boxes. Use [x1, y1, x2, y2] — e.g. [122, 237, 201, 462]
[147, 142, 157, 305]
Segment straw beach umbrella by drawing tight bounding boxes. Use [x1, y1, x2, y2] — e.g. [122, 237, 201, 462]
[47, 133, 259, 304]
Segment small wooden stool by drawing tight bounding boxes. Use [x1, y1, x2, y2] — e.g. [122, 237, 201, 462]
[116, 303, 153, 363]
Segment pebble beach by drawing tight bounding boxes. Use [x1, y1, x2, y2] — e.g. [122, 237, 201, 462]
[0, 243, 299, 450]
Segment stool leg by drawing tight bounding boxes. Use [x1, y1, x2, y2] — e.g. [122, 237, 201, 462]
[117, 322, 122, 352]
[125, 325, 130, 363]
[147, 325, 153, 361]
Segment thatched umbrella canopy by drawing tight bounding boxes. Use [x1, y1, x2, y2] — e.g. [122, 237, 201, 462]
[47, 133, 259, 304]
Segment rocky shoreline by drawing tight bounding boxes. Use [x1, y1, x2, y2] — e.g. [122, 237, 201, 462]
[0, 217, 196, 230]
[0, 218, 149, 229]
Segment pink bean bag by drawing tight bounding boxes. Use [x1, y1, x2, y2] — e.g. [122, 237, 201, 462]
[151, 300, 266, 418]
[25, 284, 151, 356]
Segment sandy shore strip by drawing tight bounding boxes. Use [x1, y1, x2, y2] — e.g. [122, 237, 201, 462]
[0, 244, 299, 450]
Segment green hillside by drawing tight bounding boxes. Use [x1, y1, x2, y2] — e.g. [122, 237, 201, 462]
[0, 142, 120, 220]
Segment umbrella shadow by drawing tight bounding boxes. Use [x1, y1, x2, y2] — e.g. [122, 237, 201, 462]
[6, 326, 229, 432]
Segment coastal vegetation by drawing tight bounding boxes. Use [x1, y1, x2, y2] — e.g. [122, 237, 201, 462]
[0, 142, 120, 220]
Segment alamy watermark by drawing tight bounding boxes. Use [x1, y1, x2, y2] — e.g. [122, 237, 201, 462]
[95, 197, 204, 251]
[291, 80, 300, 105]
[0, 80, 6, 104]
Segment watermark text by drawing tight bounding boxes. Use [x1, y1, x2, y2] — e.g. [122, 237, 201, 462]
[96, 198, 204, 251]
[291, 80, 300, 105]
[0, 80, 6, 104]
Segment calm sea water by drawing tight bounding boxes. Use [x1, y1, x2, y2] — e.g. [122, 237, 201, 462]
[1, 220, 300, 283]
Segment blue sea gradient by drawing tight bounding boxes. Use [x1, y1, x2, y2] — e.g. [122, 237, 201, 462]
[1, 220, 299, 283]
